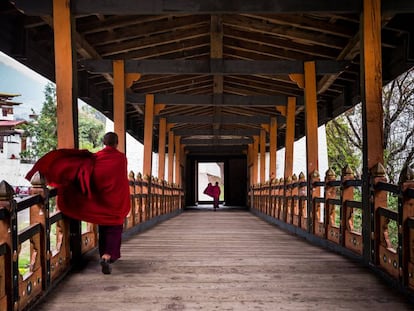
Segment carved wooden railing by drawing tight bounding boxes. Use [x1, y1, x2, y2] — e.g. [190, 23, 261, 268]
[0, 171, 183, 311]
[250, 163, 414, 295]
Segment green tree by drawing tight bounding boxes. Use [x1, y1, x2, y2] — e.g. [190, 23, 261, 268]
[326, 67, 414, 184]
[326, 117, 361, 176]
[78, 105, 105, 152]
[19, 84, 106, 160]
[20, 83, 57, 160]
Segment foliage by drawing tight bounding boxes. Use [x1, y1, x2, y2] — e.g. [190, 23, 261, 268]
[382, 69, 414, 184]
[20, 83, 57, 160]
[326, 117, 362, 176]
[326, 67, 414, 184]
[19, 84, 106, 160]
[78, 105, 105, 152]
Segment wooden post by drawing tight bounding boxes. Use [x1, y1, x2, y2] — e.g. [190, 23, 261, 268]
[143, 94, 154, 177]
[269, 117, 277, 180]
[361, 0, 383, 265]
[168, 129, 174, 183]
[113, 60, 126, 153]
[174, 136, 181, 186]
[158, 117, 167, 180]
[304, 61, 320, 233]
[304, 61, 319, 179]
[402, 173, 414, 288]
[252, 136, 259, 185]
[53, 0, 77, 148]
[284, 97, 296, 179]
[260, 129, 266, 183]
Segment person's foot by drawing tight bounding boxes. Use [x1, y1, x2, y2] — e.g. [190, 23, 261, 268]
[100, 258, 112, 274]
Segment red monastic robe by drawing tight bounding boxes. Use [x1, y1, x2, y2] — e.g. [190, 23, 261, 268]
[26, 147, 131, 225]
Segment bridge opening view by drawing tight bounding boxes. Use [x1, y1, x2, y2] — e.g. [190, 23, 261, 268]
[197, 161, 224, 204]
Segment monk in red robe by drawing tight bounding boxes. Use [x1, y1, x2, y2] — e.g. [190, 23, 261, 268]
[212, 182, 221, 210]
[26, 132, 130, 274]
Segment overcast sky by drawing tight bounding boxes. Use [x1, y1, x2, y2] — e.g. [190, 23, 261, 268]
[0, 52, 50, 120]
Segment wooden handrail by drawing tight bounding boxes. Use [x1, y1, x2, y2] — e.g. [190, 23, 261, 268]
[0, 171, 183, 311]
[251, 163, 414, 295]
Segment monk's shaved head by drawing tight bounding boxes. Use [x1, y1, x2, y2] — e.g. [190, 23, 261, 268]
[103, 132, 118, 147]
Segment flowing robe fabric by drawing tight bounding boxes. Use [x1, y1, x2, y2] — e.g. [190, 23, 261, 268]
[26, 147, 130, 226]
[203, 183, 214, 198]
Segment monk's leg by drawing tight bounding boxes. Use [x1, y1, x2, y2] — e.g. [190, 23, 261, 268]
[98, 225, 123, 274]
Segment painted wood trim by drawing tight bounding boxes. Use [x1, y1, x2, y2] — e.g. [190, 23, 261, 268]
[158, 117, 167, 180]
[113, 60, 126, 153]
[304, 61, 319, 178]
[168, 130, 174, 183]
[174, 136, 181, 185]
[363, 0, 384, 169]
[269, 117, 277, 180]
[284, 97, 296, 178]
[260, 129, 266, 183]
[53, 0, 75, 148]
[143, 94, 154, 177]
[252, 135, 259, 184]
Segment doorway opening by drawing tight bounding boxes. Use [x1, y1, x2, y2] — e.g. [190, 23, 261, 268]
[197, 162, 224, 203]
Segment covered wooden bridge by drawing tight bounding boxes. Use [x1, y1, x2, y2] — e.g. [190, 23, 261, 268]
[0, 0, 414, 310]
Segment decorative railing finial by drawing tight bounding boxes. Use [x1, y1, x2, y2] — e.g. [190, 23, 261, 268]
[371, 163, 386, 178]
[326, 167, 336, 179]
[311, 170, 320, 179]
[30, 171, 46, 188]
[0, 180, 14, 200]
[343, 165, 354, 176]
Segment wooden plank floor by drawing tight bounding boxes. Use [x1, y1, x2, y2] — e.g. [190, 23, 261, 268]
[34, 208, 414, 310]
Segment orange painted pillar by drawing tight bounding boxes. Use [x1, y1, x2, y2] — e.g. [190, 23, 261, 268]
[284, 97, 296, 179]
[143, 94, 154, 177]
[304, 61, 320, 234]
[252, 135, 259, 184]
[168, 129, 175, 183]
[361, 0, 383, 265]
[260, 129, 266, 183]
[174, 136, 181, 185]
[113, 60, 126, 153]
[304, 61, 319, 179]
[53, 0, 76, 148]
[158, 117, 167, 180]
[269, 117, 277, 180]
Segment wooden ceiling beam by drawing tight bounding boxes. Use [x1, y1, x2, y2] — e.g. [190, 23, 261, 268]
[184, 145, 247, 154]
[155, 114, 285, 124]
[104, 36, 210, 59]
[224, 28, 340, 58]
[23, 0, 414, 16]
[181, 138, 253, 145]
[173, 128, 262, 136]
[223, 15, 347, 49]
[127, 93, 300, 106]
[99, 26, 210, 57]
[14, 0, 363, 15]
[80, 59, 349, 75]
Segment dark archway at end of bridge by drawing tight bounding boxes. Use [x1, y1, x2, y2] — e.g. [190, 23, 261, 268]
[186, 155, 248, 208]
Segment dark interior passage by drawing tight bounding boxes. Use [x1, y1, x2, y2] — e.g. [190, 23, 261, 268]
[185, 155, 247, 207]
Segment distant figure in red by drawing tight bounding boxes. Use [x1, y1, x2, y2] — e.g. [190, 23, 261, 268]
[26, 132, 130, 275]
[203, 182, 213, 197]
[212, 182, 221, 210]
